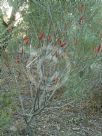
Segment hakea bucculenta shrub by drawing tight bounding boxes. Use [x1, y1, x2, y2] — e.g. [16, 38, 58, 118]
[9, 31, 71, 135]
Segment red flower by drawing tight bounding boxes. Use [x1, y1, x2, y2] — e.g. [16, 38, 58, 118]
[38, 32, 45, 41]
[79, 16, 84, 25]
[23, 36, 30, 45]
[15, 57, 20, 64]
[56, 38, 62, 45]
[56, 38, 67, 48]
[60, 42, 67, 47]
[95, 44, 102, 53]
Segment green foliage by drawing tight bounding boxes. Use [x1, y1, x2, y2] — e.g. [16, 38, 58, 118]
[0, 1, 102, 134]
[0, 0, 102, 101]
[0, 111, 11, 131]
[0, 90, 17, 133]
[0, 0, 102, 135]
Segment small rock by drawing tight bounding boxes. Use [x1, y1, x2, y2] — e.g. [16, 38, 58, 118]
[72, 127, 80, 131]
[10, 126, 17, 132]
[38, 127, 41, 130]
[57, 124, 60, 130]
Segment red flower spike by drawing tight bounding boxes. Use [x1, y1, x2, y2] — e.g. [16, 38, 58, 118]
[95, 44, 102, 53]
[79, 16, 84, 25]
[23, 36, 30, 45]
[38, 32, 45, 41]
[61, 42, 67, 48]
[56, 38, 62, 45]
[15, 57, 20, 64]
[56, 38, 67, 48]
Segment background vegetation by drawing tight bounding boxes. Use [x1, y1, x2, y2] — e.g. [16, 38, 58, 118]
[0, 0, 102, 135]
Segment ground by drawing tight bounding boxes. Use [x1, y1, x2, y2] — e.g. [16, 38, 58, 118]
[0, 59, 102, 136]
[2, 95, 102, 136]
